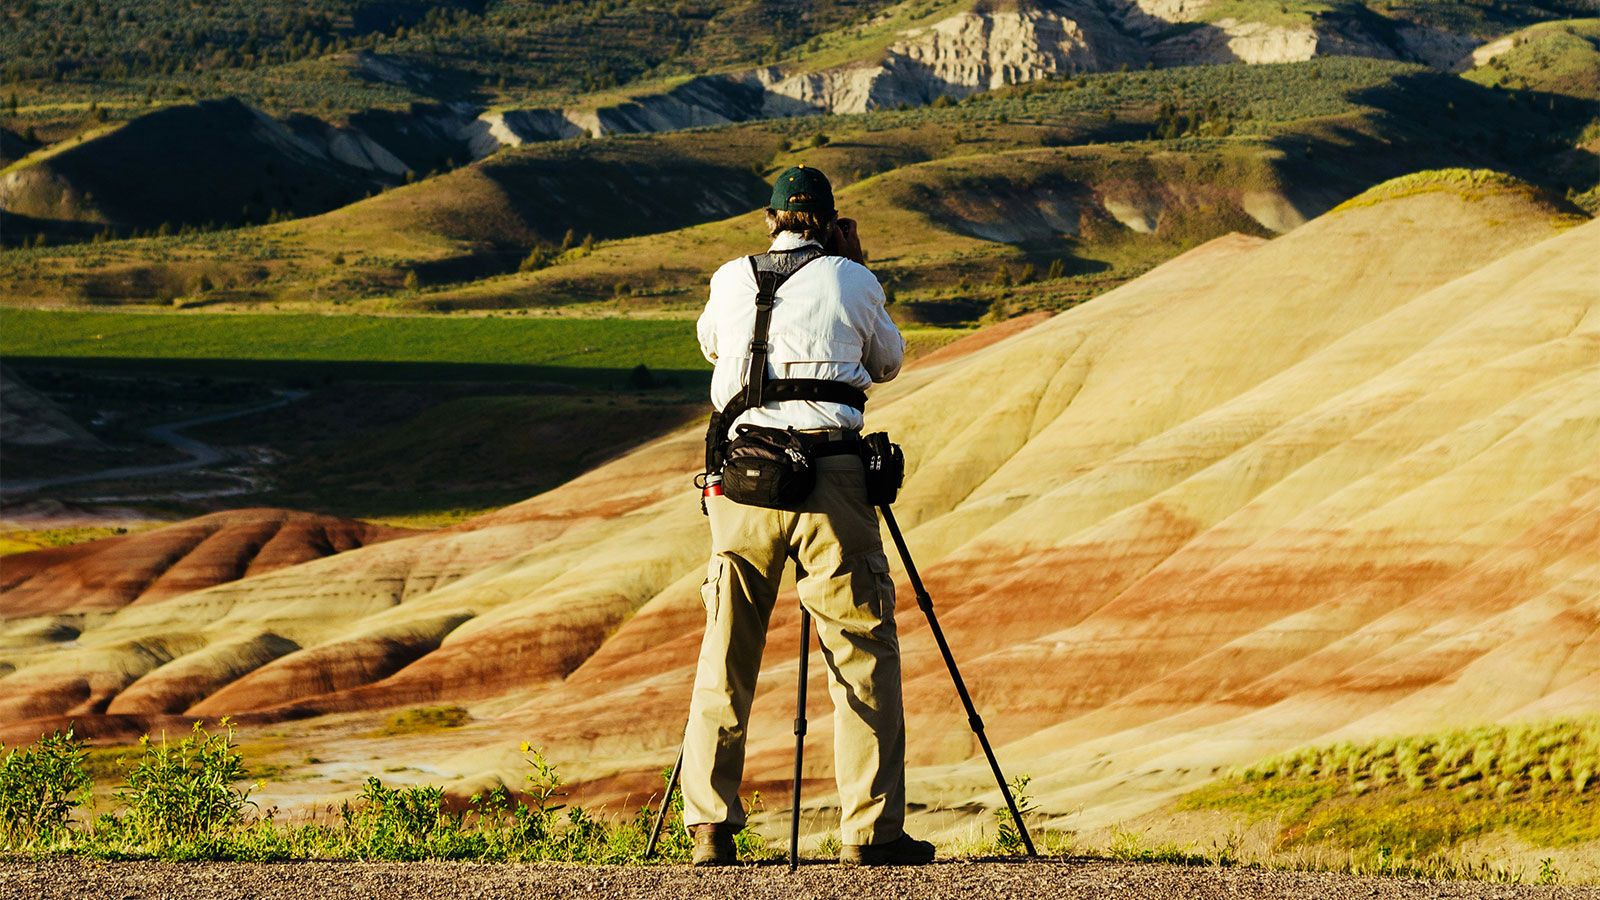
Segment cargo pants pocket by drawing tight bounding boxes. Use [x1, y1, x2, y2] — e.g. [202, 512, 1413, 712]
[846, 549, 896, 623]
[700, 556, 725, 621]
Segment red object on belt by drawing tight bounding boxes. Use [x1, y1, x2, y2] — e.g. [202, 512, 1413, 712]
[703, 483, 724, 497]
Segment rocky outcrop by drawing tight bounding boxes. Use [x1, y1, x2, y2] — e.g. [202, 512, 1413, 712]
[789, 2, 1145, 112]
[462, 109, 590, 155]
[473, 0, 1145, 142]
[460, 0, 1485, 149]
[1103, 0, 1480, 66]
[1394, 22, 1480, 70]
[1148, 18, 1319, 64]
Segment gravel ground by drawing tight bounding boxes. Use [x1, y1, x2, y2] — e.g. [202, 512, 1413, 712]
[5, 859, 1599, 900]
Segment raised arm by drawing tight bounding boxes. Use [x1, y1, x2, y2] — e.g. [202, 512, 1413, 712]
[860, 270, 903, 383]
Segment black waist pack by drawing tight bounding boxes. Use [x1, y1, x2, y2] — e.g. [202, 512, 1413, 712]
[721, 424, 816, 509]
[860, 431, 905, 506]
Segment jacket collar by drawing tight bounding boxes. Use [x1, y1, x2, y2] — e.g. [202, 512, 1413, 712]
[768, 231, 821, 253]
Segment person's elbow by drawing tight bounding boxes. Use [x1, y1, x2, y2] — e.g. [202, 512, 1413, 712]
[867, 337, 905, 383]
[696, 313, 718, 363]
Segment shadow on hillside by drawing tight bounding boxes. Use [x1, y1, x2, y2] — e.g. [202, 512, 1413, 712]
[2, 359, 711, 521]
[1269, 72, 1597, 220]
[2, 356, 712, 391]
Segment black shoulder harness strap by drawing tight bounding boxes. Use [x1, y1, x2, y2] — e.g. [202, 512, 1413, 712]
[704, 248, 869, 471]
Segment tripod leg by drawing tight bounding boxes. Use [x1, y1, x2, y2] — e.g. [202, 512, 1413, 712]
[790, 608, 811, 871]
[644, 745, 683, 859]
[880, 505, 1038, 858]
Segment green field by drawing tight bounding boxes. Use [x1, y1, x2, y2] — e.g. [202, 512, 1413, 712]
[0, 307, 970, 525]
[0, 308, 710, 385]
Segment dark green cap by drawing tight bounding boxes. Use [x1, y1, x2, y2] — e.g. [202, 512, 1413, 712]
[770, 165, 834, 214]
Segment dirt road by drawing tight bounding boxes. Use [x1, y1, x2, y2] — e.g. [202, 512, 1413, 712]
[5, 389, 306, 494]
[4, 859, 1597, 900]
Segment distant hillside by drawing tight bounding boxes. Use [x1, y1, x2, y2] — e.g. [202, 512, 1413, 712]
[0, 98, 420, 242]
[7, 57, 1589, 317]
[3, 0, 1594, 249]
[1465, 18, 1600, 98]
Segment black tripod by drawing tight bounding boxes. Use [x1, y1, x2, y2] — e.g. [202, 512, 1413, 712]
[645, 504, 1037, 866]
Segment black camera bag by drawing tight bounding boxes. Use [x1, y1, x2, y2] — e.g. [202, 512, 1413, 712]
[860, 431, 905, 506]
[720, 424, 817, 509]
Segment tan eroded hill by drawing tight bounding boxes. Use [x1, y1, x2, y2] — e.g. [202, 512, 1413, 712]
[0, 172, 1594, 835]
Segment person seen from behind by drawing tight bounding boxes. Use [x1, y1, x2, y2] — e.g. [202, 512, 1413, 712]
[684, 165, 932, 867]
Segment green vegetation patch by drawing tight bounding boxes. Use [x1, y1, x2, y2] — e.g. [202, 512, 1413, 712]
[0, 524, 155, 557]
[375, 706, 471, 737]
[1465, 19, 1600, 99]
[0, 721, 780, 863]
[1331, 168, 1550, 212]
[0, 309, 706, 385]
[1192, 0, 1339, 28]
[1181, 718, 1600, 857]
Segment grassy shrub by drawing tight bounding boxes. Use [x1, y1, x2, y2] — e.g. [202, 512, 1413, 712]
[0, 727, 91, 847]
[1331, 168, 1572, 212]
[106, 719, 257, 854]
[0, 726, 770, 864]
[1181, 718, 1600, 864]
[378, 706, 471, 736]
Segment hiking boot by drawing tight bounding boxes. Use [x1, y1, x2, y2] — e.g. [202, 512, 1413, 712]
[839, 833, 936, 866]
[691, 823, 738, 867]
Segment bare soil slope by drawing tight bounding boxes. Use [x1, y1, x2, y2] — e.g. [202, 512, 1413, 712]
[1, 173, 1594, 837]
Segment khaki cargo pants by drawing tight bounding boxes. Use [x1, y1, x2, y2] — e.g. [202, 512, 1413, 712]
[682, 453, 907, 846]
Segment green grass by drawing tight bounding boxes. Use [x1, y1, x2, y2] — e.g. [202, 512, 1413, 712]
[0, 310, 971, 525]
[1331, 167, 1584, 215]
[0, 309, 708, 385]
[777, 0, 971, 72]
[0, 524, 155, 557]
[373, 707, 471, 737]
[1180, 719, 1600, 860]
[1191, 0, 1340, 28]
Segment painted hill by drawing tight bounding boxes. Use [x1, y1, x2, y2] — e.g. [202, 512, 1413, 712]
[1, 170, 1593, 838]
[0, 508, 412, 720]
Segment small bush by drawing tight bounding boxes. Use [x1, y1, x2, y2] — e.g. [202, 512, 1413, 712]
[116, 719, 256, 847]
[520, 245, 555, 272]
[993, 774, 1035, 855]
[0, 727, 92, 847]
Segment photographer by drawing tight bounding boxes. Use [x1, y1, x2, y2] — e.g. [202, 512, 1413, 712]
[684, 166, 931, 867]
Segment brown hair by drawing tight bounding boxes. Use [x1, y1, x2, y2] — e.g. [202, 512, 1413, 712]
[764, 206, 836, 244]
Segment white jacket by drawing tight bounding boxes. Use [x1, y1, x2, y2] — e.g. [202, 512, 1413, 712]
[698, 231, 904, 435]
